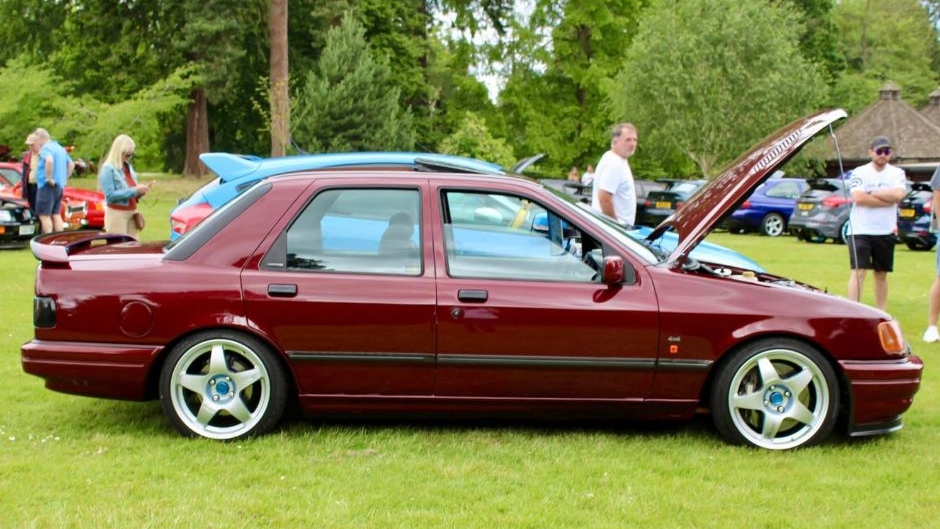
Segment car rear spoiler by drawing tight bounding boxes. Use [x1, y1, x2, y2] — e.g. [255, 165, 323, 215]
[30, 230, 135, 264]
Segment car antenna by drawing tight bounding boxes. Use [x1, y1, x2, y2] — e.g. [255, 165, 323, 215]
[829, 123, 861, 296]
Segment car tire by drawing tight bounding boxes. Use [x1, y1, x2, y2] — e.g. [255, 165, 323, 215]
[836, 220, 850, 244]
[159, 330, 289, 440]
[710, 339, 839, 450]
[906, 240, 934, 251]
[760, 213, 786, 237]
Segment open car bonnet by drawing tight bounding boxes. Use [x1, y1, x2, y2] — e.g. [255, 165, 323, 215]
[647, 109, 847, 267]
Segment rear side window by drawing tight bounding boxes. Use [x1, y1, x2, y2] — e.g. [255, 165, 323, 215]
[282, 188, 421, 275]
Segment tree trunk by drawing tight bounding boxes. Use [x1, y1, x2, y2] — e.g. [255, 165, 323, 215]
[182, 87, 209, 176]
[269, 0, 289, 157]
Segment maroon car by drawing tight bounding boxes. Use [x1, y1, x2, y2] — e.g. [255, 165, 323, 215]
[21, 109, 922, 449]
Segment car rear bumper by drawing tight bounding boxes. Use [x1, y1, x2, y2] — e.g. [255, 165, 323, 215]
[788, 216, 841, 238]
[839, 354, 923, 437]
[21, 340, 163, 401]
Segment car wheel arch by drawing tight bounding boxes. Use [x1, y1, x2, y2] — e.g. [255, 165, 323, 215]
[146, 325, 298, 401]
[699, 334, 848, 417]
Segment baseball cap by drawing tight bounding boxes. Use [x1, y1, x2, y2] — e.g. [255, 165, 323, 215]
[870, 136, 891, 150]
[25, 133, 38, 145]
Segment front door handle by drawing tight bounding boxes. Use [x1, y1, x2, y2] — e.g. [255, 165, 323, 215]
[457, 289, 488, 302]
[268, 284, 298, 297]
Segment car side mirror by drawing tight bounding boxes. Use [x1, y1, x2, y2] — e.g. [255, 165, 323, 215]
[602, 256, 625, 284]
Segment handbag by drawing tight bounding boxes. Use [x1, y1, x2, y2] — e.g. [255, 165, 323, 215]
[132, 212, 145, 231]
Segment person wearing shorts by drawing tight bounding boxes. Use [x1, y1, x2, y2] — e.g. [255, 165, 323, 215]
[922, 165, 940, 342]
[846, 135, 907, 311]
[33, 128, 74, 233]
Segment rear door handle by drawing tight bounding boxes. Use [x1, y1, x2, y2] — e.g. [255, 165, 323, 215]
[457, 289, 488, 303]
[268, 284, 298, 297]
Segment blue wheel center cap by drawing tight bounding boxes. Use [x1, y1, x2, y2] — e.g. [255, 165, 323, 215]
[769, 392, 784, 406]
[216, 381, 230, 394]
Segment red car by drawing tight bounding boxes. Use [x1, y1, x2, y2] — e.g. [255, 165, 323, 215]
[0, 162, 105, 229]
[21, 109, 922, 449]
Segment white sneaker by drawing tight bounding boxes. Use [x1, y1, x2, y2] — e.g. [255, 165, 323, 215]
[923, 326, 940, 343]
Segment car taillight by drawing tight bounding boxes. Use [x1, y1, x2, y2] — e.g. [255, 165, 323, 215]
[925, 202, 932, 214]
[820, 196, 850, 208]
[740, 200, 751, 209]
[170, 202, 214, 236]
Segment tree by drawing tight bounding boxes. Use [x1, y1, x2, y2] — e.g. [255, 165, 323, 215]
[831, 0, 940, 112]
[438, 111, 515, 166]
[269, 0, 289, 157]
[610, 0, 828, 177]
[292, 13, 416, 152]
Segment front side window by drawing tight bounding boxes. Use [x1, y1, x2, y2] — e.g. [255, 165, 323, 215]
[283, 188, 421, 275]
[442, 190, 600, 282]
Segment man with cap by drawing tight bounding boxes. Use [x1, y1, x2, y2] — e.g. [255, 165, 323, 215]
[846, 135, 907, 311]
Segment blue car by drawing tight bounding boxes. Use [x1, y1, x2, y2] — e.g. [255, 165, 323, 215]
[725, 173, 807, 236]
[897, 182, 935, 251]
[170, 152, 523, 239]
[173, 151, 763, 271]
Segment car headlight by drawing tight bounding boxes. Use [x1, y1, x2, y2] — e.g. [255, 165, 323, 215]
[0, 210, 13, 222]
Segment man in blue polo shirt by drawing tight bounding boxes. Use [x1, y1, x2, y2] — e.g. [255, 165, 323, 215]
[33, 127, 74, 233]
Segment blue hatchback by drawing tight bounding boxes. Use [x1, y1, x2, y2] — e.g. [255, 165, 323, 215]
[897, 182, 935, 251]
[725, 173, 807, 236]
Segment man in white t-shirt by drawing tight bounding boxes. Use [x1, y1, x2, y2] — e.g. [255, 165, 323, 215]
[590, 123, 638, 227]
[846, 135, 907, 311]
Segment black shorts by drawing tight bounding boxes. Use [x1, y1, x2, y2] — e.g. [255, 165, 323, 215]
[848, 234, 896, 272]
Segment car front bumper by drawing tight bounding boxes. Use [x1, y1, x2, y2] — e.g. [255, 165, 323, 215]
[839, 354, 923, 437]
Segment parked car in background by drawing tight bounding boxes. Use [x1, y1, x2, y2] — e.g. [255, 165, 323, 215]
[725, 172, 808, 236]
[897, 182, 935, 251]
[169, 152, 538, 240]
[21, 109, 923, 450]
[0, 162, 105, 230]
[0, 191, 36, 248]
[788, 177, 853, 243]
[636, 179, 707, 227]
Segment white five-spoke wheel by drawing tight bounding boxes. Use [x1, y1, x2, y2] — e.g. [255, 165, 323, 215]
[159, 332, 288, 440]
[711, 340, 839, 450]
[760, 213, 786, 237]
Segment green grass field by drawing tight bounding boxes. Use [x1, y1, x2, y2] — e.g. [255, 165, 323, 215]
[1, 177, 936, 528]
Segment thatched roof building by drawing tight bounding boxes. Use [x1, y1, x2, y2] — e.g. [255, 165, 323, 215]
[828, 82, 940, 179]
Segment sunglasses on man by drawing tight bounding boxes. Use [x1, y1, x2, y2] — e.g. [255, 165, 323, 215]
[874, 147, 891, 156]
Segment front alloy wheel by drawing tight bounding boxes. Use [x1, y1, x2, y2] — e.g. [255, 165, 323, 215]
[160, 332, 288, 440]
[711, 340, 839, 450]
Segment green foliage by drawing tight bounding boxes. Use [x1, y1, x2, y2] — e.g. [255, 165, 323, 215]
[438, 111, 515, 166]
[0, 57, 194, 168]
[292, 13, 416, 152]
[831, 0, 940, 111]
[611, 0, 828, 178]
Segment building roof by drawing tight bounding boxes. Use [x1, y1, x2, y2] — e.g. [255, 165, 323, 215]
[831, 82, 940, 166]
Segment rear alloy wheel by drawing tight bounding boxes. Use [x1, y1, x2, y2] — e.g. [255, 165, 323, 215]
[160, 331, 288, 440]
[760, 213, 786, 237]
[711, 339, 839, 450]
